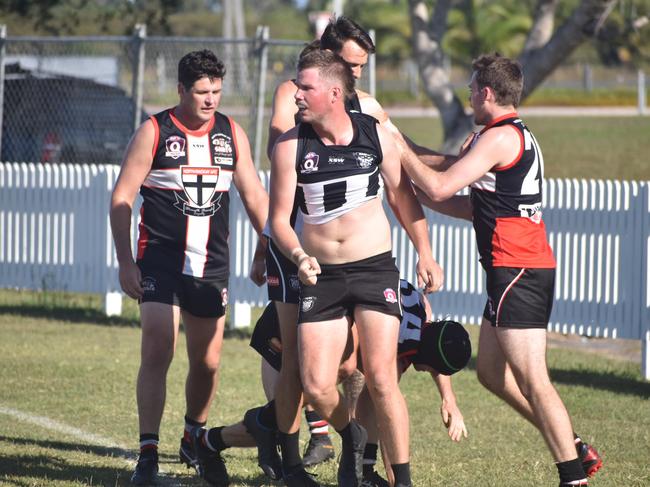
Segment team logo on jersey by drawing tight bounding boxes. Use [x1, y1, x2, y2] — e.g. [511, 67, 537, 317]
[165, 135, 186, 159]
[300, 152, 320, 173]
[174, 166, 222, 217]
[383, 288, 398, 304]
[328, 156, 345, 165]
[354, 152, 375, 169]
[267, 276, 280, 286]
[301, 296, 317, 312]
[212, 133, 234, 165]
[518, 203, 542, 223]
[141, 277, 156, 293]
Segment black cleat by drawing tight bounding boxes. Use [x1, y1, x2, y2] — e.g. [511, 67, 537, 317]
[179, 436, 197, 468]
[337, 420, 367, 487]
[131, 449, 159, 486]
[303, 434, 335, 467]
[190, 427, 230, 487]
[243, 406, 283, 480]
[283, 467, 321, 486]
[361, 469, 389, 487]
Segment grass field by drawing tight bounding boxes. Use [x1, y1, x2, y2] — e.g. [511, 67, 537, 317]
[1, 291, 649, 486]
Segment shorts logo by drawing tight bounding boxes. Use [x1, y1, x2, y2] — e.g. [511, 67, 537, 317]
[289, 275, 300, 291]
[354, 152, 375, 169]
[383, 288, 398, 304]
[165, 135, 186, 159]
[486, 298, 495, 319]
[221, 288, 229, 306]
[301, 296, 316, 312]
[267, 276, 280, 286]
[300, 152, 319, 173]
[141, 277, 156, 293]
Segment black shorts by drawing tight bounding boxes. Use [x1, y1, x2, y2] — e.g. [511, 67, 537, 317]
[249, 302, 282, 372]
[137, 264, 228, 318]
[298, 251, 402, 324]
[483, 266, 555, 328]
[266, 238, 301, 304]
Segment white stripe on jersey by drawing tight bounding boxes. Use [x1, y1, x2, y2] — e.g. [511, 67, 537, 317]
[299, 167, 383, 225]
[144, 168, 233, 192]
[471, 171, 496, 192]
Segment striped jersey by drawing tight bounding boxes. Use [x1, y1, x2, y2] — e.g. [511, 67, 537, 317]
[295, 112, 383, 225]
[470, 113, 556, 269]
[396, 280, 428, 372]
[136, 108, 239, 279]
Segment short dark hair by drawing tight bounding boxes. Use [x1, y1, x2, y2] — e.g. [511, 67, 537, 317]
[178, 50, 226, 90]
[297, 50, 355, 99]
[472, 53, 523, 108]
[320, 16, 375, 54]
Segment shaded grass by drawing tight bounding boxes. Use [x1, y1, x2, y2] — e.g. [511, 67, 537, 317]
[1, 305, 649, 486]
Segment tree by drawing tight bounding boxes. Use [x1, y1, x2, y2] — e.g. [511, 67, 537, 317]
[407, 0, 618, 151]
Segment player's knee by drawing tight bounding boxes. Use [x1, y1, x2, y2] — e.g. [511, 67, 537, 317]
[141, 341, 175, 370]
[476, 366, 499, 393]
[302, 380, 335, 407]
[363, 371, 396, 399]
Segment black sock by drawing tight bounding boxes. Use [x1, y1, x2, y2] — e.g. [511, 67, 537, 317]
[258, 400, 278, 430]
[206, 426, 229, 451]
[557, 458, 587, 484]
[138, 433, 159, 456]
[363, 443, 378, 475]
[305, 409, 329, 437]
[278, 431, 302, 473]
[336, 422, 353, 450]
[392, 463, 411, 486]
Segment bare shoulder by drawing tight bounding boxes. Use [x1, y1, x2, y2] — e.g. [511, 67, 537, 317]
[275, 79, 297, 99]
[357, 91, 388, 123]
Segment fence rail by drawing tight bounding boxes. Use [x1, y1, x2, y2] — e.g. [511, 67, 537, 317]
[1, 162, 648, 379]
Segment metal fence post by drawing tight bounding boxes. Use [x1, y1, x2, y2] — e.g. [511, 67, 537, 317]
[369, 29, 376, 99]
[638, 70, 646, 116]
[0, 25, 6, 159]
[132, 24, 146, 132]
[251, 25, 269, 169]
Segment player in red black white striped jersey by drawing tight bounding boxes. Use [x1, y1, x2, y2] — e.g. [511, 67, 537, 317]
[110, 49, 268, 486]
[400, 53, 602, 487]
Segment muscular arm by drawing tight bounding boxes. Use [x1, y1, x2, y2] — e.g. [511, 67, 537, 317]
[415, 189, 473, 222]
[232, 121, 269, 235]
[109, 120, 156, 299]
[269, 129, 320, 285]
[266, 80, 298, 160]
[377, 125, 442, 293]
[402, 125, 519, 203]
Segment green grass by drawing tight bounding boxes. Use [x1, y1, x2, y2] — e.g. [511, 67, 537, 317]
[1, 292, 649, 486]
[393, 116, 650, 181]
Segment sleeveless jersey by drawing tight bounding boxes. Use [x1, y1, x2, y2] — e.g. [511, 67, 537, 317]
[345, 92, 362, 113]
[396, 280, 428, 372]
[295, 112, 383, 225]
[470, 113, 556, 269]
[136, 108, 239, 279]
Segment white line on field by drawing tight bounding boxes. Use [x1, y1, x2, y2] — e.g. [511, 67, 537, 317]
[0, 404, 134, 461]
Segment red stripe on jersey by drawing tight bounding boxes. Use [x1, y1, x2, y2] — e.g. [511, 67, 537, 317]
[480, 112, 519, 134]
[495, 125, 524, 172]
[227, 116, 239, 163]
[137, 205, 149, 260]
[149, 116, 160, 159]
[491, 217, 556, 268]
[169, 109, 216, 136]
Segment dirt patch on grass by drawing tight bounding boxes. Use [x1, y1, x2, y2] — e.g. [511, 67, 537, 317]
[547, 332, 642, 363]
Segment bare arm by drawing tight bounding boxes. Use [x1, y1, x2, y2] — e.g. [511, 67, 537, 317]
[266, 80, 298, 160]
[402, 125, 519, 203]
[269, 129, 320, 285]
[415, 188, 473, 222]
[430, 371, 468, 442]
[109, 120, 156, 299]
[232, 121, 269, 236]
[377, 125, 442, 293]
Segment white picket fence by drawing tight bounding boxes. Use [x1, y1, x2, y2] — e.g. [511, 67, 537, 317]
[1, 162, 649, 379]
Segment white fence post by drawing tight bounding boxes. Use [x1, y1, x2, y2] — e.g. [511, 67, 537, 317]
[232, 301, 252, 329]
